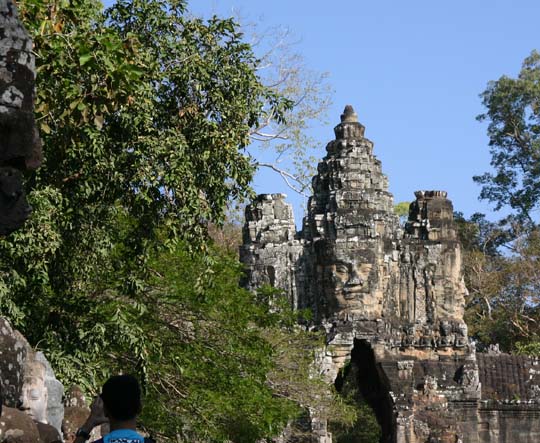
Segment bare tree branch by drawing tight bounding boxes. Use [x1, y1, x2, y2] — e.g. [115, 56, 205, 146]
[256, 162, 309, 196]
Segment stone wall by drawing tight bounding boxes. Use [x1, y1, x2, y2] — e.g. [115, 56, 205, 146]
[240, 105, 540, 443]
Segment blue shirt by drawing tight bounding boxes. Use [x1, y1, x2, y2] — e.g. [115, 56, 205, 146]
[102, 429, 145, 443]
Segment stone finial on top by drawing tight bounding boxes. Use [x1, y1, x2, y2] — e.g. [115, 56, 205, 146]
[334, 105, 365, 141]
[340, 105, 358, 123]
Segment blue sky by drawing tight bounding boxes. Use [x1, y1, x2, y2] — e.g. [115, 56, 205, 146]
[187, 0, 540, 224]
[109, 1, 540, 224]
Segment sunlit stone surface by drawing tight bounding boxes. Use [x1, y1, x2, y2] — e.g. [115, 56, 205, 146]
[241, 106, 540, 443]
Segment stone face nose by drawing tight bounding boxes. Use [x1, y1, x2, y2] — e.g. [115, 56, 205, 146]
[347, 266, 364, 286]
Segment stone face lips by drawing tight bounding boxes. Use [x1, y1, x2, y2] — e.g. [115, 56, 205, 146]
[241, 106, 540, 442]
[0, 0, 42, 235]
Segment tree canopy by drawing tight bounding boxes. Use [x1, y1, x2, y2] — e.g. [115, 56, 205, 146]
[476, 50, 540, 225]
[0, 1, 353, 441]
[459, 50, 540, 353]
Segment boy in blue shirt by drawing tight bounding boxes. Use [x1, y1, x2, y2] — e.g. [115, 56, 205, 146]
[74, 375, 146, 443]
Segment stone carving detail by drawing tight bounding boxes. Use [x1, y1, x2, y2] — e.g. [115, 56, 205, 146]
[34, 353, 64, 434]
[397, 360, 414, 383]
[487, 343, 501, 355]
[0, 406, 41, 443]
[0, 317, 30, 407]
[422, 376, 438, 397]
[529, 384, 540, 401]
[62, 386, 102, 443]
[20, 357, 48, 424]
[240, 193, 304, 309]
[457, 363, 481, 395]
[241, 105, 540, 443]
[0, 0, 42, 235]
[0, 317, 64, 437]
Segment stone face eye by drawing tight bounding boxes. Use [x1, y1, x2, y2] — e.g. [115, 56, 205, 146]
[29, 388, 40, 400]
[334, 263, 349, 274]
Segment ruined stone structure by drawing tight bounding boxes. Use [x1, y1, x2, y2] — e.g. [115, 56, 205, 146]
[0, 318, 64, 436]
[0, 5, 66, 443]
[0, 0, 42, 236]
[241, 106, 540, 443]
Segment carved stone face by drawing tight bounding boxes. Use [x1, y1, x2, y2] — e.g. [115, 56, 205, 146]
[0, 1, 43, 235]
[439, 320, 451, 336]
[319, 245, 377, 313]
[20, 360, 48, 423]
[332, 259, 373, 299]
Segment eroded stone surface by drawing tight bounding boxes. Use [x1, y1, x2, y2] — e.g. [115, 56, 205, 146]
[241, 106, 540, 443]
[0, 0, 42, 235]
[0, 407, 40, 443]
[34, 354, 63, 434]
[0, 317, 30, 408]
[62, 386, 102, 443]
[0, 318, 64, 437]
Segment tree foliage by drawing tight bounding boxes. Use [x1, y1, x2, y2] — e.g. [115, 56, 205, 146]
[139, 246, 300, 442]
[476, 50, 540, 224]
[329, 361, 381, 443]
[0, 1, 351, 440]
[8, 0, 284, 377]
[456, 213, 540, 351]
[246, 24, 333, 195]
[464, 50, 540, 353]
[394, 201, 410, 225]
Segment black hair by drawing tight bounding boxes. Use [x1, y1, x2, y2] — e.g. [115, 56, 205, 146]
[101, 375, 142, 421]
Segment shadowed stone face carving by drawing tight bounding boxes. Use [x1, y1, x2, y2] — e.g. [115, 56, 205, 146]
[331, 259, 373, 300]
[0, 0, 42, 235]
[20, 360, 48, 423]
[318, 243, 377, 314]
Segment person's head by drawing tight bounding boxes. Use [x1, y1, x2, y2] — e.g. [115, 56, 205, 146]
[101, 375, 141, 422]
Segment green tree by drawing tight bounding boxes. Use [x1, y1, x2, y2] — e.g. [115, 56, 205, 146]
[329, 361, 381, 443]
[394, 201, 410, 225]
[476, 50, 540, 225]
[0, 1, 352, 440]
[455, 213, 540, 351]
[465, 50, 540, 352]
[138, 245, 298, 442]
[7, 0, 289, 367]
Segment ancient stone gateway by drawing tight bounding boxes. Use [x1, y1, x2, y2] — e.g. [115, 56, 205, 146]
[240, 106, 540, 443]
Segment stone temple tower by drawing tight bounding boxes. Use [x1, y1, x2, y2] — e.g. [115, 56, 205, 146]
[240, 106, 540, 443]
[300, 104, 402, 323]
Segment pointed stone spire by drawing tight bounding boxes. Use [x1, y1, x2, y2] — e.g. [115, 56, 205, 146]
[340, 105, 358, 123]
[304, 105, 396, 243]
[334, 105, 365, 140]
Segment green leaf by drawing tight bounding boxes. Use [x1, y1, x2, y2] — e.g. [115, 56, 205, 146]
[79, 53, 93, 66]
